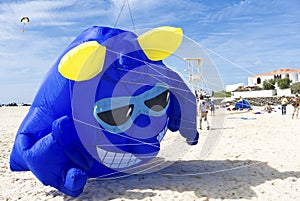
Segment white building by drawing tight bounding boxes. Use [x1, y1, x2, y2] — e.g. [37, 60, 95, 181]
[225, 83, 244, 92]
[248, 68, 300, 87]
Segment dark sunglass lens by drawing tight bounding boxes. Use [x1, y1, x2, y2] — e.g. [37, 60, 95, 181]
[145, 90, 170, 112]
[97, 104, 134, 126]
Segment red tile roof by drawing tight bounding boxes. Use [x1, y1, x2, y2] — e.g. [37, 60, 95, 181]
[252, 68, 300, 77]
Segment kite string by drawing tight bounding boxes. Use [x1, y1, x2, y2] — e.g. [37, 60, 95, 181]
[104, 48, 198, 106]
[73, 117, 198, 148]
[73, 118, 160, 149]
[89, 158, 264, 180]
[106, 47, 223, 93]
[113, 0, 127, 27]
[113, 0, 136, 34]
[112, 1, 230, 92]
[69, 48, 201, 134]
[126, 0, 136, 33]
[71, 20, 265, 180]
[162, 161, 264, 177]
[92, 157, 166, 179]
[197, 42, 278, 88]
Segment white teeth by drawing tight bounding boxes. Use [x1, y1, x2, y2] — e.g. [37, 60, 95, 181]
[157, 120, 168, 142]
[156, 128, 165, 142]
[96, 146, 141, 169]
[96, 147, 107, 161]
[112, 153, 124, 164]
[103, 152, 115, 166]
[97, 119, 169, 169]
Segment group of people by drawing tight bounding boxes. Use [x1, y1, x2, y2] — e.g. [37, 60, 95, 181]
[196, 93, 299, 130]
[280, 94, 299, 119]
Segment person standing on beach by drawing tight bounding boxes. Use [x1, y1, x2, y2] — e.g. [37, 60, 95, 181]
[209, 99, 215, 116]
[289, 94, 299, 119]
[281, 95, 288, 115]
[198, 95, 210, 130]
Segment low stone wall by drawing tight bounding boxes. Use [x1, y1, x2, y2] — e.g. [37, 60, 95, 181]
[232, 90, 276, 98]
[244, 97, 283, 106]
[213, 96, 292, 107]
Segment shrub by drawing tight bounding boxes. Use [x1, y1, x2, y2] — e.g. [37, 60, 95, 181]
[234, 86, 250, 92]
[212, 91, 231, 98]
[251, 85, 263, 91]
[277, 78, 291, 89]
[290, 82, 300, 94]
[262, 79, 275, 90]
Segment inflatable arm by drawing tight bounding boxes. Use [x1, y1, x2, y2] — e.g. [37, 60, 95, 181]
[167, 70, 199, 145]
[10, 108, 93, 197]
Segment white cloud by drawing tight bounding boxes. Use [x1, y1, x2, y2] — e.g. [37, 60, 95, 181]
[193, 0, 300, 85]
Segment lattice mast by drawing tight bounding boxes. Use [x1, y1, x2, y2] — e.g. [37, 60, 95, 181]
[184, 58, 203, 96]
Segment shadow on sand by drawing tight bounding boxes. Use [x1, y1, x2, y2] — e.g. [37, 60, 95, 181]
[49, 159, 300, 200]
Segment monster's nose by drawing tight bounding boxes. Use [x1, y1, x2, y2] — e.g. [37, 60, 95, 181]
[133, 114, 150, 128]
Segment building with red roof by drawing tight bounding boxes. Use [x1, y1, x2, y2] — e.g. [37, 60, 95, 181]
[248, 68, 300, 87]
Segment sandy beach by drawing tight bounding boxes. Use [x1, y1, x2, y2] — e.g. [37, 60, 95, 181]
[0, 105, 299, 201]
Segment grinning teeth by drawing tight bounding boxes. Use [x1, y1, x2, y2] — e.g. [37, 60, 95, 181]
[157, 118, 168, 142]
[96, 147, 107, 161]
[97, 119, 169, 169]
[103, 152, 115, 166]
[96, 147, 141, 169]
[157, 120, 168, 142]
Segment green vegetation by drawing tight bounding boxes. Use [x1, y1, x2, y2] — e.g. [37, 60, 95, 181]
[234, 85, 262, 92]
[290, 82, 300, 94]
[262, 79, 276, 90]
[276, 78, 292, 89]
[235, 86, 247, 91]
[251, 85, 263, 91]
[261, 78, 292, 90]
[212, 90, 231, 98]
[213, 78, 297, 97]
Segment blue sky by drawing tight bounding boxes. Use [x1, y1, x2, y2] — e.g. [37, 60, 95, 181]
[1, 0, 300, 103]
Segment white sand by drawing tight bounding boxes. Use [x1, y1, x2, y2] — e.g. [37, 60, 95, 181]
[0, 106, 299, 201]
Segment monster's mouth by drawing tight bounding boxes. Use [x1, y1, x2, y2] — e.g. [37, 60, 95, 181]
[96, 124, 168, 169]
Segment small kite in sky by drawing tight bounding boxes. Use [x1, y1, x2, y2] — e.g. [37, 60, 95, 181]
[20, 17, 29, 32]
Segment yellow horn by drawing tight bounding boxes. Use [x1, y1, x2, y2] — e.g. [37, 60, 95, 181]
[58, 41, 106, 81]
[137, 26, 183, 61]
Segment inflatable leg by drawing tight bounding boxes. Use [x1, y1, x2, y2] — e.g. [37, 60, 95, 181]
[10, 116, 93, 197]
[11, 132, 87, 197]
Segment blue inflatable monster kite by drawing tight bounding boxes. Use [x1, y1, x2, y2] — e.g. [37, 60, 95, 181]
[10, 26, 199, 197]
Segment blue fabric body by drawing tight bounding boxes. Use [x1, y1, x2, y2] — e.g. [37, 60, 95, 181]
[9, 26, 199, 197]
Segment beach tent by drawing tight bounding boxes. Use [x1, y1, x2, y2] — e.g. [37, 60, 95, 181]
[234, 99, 252, 110]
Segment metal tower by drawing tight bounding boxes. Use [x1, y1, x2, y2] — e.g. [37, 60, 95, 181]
[184, 58, 203, 96]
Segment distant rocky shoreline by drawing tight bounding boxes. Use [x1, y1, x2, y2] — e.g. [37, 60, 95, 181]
[0, 102, 31, 107]
[214, 96, 291, 107]
[1, 96, 291, 108]
[241, 97, 285, 106]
